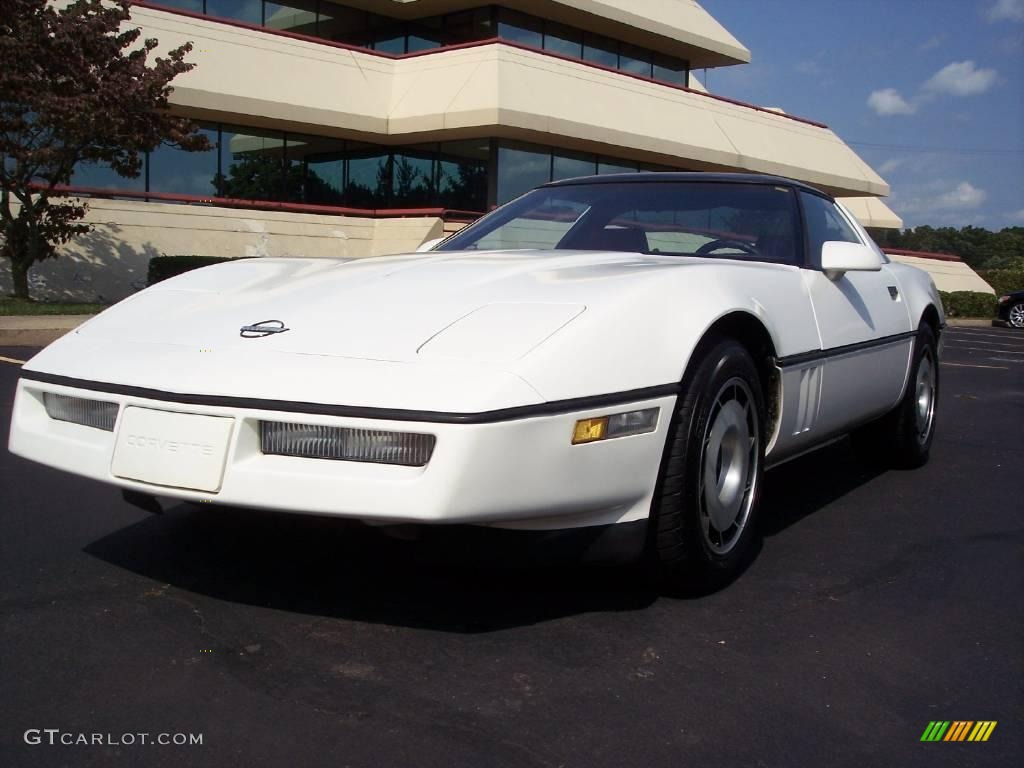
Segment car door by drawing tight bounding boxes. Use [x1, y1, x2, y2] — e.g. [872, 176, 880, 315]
[797, 192, 913, 438]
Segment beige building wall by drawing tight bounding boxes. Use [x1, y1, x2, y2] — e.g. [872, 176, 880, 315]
[886, 253, 995, 295]
[0, 198, 443, 302]
[134, 6, 887, 197]
[837, 196, 903, 229]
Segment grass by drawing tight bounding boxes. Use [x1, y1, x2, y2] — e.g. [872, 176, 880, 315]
[0, 297, 110, 316]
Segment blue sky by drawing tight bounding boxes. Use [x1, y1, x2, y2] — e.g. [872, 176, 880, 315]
[702, 0, 1024, 230]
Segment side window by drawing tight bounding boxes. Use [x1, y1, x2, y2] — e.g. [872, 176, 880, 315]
[800, 192, 861, 267]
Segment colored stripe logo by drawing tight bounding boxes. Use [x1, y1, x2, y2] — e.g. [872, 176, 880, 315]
[921, 721, 997, 742]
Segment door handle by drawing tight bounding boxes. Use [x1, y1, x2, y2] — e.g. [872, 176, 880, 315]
[888, 286, 899, 300]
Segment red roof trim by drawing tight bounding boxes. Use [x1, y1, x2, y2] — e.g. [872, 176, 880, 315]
[131, 2, 830, 129]
[883, 248, 963, 263]
[40, 184, 484, 221]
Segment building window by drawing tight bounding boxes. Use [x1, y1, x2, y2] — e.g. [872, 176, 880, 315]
[155, 0, 204, 13]
[71, 162, 146, 193]
[552, 150, 596, 181]
[437, 140, 489, 211]
[148, 124, 220, 197]
[543, 22, 582, 59]
[597, 157, 639, 175]
[205, 0, 261, 26]
[218, 126, 287, 201]
[618, 44, 652, 78]
[391, 150, 436, 206]
[496, 8, 543, 48]
[582, 32, 619, 69]
[263, 1, 318, 36]
[285, 132, 347, 205]
[68, 124, 680, 213]
[406, 22, 444, 53]
[497, 142, 553, 204]
[444, 8, 494, 44]
[653, 53, 689, 87]
[497, 141, 685, 204]
[316, 3, 372, 45]
[346, 150, 391, 207]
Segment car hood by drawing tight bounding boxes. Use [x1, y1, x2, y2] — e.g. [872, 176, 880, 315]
[69, 251, 696, 363]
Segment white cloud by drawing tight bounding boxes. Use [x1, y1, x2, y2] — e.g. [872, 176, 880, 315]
[935, 182, 987, 209]
[916, 34, 946, 53]
[891, 181, 989, 222]
[867, 88, 917, 116]
[924, 61, 998, 96]
[987, 0, 1024, 22]
[867, 61, 1000, 120]
[877, 158, 905, 175]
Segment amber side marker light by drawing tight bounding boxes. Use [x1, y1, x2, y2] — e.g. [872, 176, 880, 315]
[572, 408, 659, 445]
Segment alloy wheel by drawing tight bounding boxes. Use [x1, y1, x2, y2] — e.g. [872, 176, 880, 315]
[698, 378, 760, 555]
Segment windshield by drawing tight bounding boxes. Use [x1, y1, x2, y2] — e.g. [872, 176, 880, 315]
[437, 181, 804, 264]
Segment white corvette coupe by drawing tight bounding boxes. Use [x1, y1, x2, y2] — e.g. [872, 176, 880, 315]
[9, 173, 943, 586]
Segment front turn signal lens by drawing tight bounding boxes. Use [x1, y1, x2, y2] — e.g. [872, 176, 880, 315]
[572, 417, 608, 444]
[572, 408, 659, 445]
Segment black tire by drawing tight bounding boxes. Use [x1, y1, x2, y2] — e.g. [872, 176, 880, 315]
[852, 323, 939, 469]
[1008, 301, 1024, 329]
[649, 338, 766, 589]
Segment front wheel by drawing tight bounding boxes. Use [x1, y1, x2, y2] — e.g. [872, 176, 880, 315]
[853, 323, 939, 469]
[1008, 301, 1024, 329]
[649, 339, 765, 589]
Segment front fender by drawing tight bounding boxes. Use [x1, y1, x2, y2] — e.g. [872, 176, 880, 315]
[511, 262, 818, 401]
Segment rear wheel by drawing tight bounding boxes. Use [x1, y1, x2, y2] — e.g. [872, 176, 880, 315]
[649, 339, 765, 589]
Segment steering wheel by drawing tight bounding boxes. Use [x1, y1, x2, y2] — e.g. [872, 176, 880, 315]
[695, 238, 759, 256]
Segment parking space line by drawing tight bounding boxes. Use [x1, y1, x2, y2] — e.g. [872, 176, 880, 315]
[942, 361, 1008, 370]
[946, 330, 1022, 342]
[945, 344, 1024, 355]
[0, 355, 26, 365]
[944, 338, 1024, 348]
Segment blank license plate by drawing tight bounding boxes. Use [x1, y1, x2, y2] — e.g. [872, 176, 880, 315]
[112, 407, 234, 492]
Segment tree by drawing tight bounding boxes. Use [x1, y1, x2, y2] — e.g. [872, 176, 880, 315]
[868, 224, 1024, 271]
[0, 0, 210, 299]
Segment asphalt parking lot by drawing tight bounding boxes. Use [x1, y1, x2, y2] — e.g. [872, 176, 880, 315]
[1, 327, 1021, 768]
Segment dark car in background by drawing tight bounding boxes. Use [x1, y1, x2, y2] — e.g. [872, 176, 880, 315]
[997, 290, 1024, 328]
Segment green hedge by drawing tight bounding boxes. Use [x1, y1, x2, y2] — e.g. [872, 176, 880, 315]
[977, 269, 1024, 297]
[147, 256, 242, 286]
[939, 290, 998, 319]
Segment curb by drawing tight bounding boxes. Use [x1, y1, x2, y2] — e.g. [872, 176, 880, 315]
[0, 315, 93, 347]
[945, 318, 999, 328]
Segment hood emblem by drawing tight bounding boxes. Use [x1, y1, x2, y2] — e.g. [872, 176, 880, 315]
[240, 319, 290, 338]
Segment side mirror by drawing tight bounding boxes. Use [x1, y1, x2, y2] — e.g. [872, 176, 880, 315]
[820, 241, 883, 279]
[416, 237, 445, 253]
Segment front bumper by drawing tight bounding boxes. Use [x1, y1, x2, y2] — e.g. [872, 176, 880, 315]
[9, 376, 675, 530]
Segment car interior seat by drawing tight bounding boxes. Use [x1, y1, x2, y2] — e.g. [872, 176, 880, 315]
[573, 226, 650, 253]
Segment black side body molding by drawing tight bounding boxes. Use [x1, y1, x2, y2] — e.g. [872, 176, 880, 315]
[775, 330, 917, 368]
